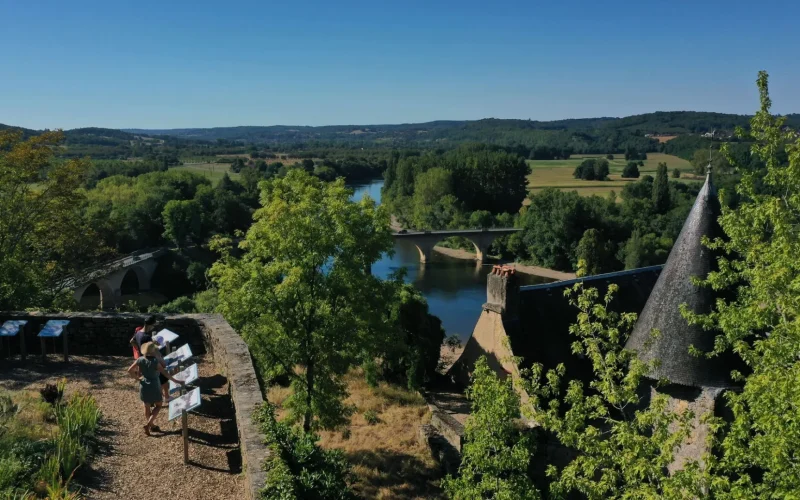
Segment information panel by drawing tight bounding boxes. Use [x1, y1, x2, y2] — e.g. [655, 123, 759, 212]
[169, 363, 198, 393]
[38, 320, 70, 338]
[0, 320, 27, 337]
[154, 329, 179, 347]
[168, 386, 201, 421]
[163, 344, 193, 369]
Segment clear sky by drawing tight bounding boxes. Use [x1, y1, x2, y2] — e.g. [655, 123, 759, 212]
[2, 0, 799, 129]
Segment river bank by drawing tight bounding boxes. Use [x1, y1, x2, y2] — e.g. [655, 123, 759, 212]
[431, 246, 576, 281]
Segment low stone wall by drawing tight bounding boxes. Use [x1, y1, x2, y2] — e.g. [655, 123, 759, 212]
[0, 311, 206, 356]
[183, 314, 268, 500]
[0, 311, 268, 500]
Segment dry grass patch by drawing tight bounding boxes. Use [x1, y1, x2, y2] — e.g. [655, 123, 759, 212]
[268, 370, 441, 499]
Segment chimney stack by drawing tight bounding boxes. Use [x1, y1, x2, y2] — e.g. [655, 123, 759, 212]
[484, 265, 519, 318]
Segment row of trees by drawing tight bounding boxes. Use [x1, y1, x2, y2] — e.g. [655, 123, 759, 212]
[383, 144, 530, 229]
[447, 70, 800, 499]
[512, 163, 698, 273]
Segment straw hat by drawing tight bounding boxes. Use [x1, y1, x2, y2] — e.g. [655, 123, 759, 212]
[141, 342, 159, 357]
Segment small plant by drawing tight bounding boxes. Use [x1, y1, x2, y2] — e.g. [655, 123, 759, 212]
[40, 379, 66, 407]
[0, 393, 19, 419]
[362, 409, 380, 426]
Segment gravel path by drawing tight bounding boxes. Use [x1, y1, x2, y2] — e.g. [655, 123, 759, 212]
[0, 355, 244, 500]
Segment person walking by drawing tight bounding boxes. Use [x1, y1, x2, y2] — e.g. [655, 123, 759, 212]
[127, 341, 185, 435]
[130, 316, 156, 359]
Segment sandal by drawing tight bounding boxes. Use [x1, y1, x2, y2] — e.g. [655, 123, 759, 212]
[150, 425, 161, 432]
[143, 425, 151, 436]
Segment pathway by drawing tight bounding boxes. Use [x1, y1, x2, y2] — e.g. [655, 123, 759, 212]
[0, 355, 244, 500]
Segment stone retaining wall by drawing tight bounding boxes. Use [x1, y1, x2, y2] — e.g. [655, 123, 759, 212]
[0, 311, 268, 500]
[182, 314, 268, 500]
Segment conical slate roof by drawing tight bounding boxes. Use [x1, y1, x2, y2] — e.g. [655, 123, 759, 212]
[625, 171, 735, 388]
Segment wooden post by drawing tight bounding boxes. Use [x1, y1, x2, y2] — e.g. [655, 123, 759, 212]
[182, 410, 189, 464]
[62, 329, 69, 363]
[20, 326, 26, 362]
[40, 337, 46, 362]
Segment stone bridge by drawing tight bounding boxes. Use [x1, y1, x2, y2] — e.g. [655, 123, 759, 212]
[66, 249, 167, 309]
[392, 228, 522, 263]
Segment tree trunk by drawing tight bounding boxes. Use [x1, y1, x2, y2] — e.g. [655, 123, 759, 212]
[303, 360, 314, 433]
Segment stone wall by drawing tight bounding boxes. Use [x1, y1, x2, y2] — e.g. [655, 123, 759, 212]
[0, 311, 206, 356]
[0, 311, 268, 500]
[182, 314, 268, 500]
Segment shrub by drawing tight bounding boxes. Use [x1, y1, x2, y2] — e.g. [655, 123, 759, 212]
[363, 410, 380, 426]
[622, 161, 640, 178]
[672, 168, 681, 178]
[255, 403, 354, 500]
[39, 379, 66, 407]
[606, 154, 614, 160]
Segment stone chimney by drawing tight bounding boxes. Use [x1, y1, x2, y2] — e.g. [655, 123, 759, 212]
[484, 265, 519, 318]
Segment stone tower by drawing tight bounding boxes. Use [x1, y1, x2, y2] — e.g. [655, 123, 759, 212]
[625, 168, 738, 468]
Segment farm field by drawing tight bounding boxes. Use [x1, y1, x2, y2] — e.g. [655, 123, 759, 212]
[173, 162, 240, 184]
[526, 153, 699, 199]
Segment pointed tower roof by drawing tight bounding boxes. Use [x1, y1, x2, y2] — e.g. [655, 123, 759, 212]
[625, 169, 735, 388]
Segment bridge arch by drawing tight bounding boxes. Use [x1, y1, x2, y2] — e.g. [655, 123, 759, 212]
[393, 228, 521, 264]
[74, 279, 116, 310]
[411, 236, 490, 264]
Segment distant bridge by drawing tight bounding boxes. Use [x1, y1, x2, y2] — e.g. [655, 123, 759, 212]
[65, 249, 167, 309]
[392, 228, 522, 263]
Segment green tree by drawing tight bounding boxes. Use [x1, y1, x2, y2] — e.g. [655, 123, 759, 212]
[672, 168, 681, 178]
[162, 199, 203, 247]
[622, 161, 640, 178]
[468, 210, 494, 229]
[685, 71, 800, 498]
[443, 356, 539, 500]
[576, 228, 608, 276]
[211, 170, 393, 431]
[0, 130, 102, 309]
[690, 148, 729, 176]
[522, 285, 704, 499]
[651, 162, 670, 213]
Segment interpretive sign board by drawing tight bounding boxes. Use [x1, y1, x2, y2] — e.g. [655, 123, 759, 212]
[154, 329, 179, 347]
[0, 320, 26, 337]
[168, 386, 201, 421]
[169, 363, 198, 393]
[164, 344, 192, 369]
[38, 320, 70, 338]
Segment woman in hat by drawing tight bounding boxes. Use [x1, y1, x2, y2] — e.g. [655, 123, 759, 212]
[127, 341, 185, 435]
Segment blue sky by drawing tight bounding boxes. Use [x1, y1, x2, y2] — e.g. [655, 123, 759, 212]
[2, 0, 798, 129]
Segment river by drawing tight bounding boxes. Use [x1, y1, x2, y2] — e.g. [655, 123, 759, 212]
[350, 179, 550, 342]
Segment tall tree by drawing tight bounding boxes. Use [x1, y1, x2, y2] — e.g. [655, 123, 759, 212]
[685, 71, 800, 497]
[211, 170, 394, 431]
[576, 228, 608, 276]
[652, 162, 670, 213]
[0, 130, 102, 309]
[443, 356, 539, 500]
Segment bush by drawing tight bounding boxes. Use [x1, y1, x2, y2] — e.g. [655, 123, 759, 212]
[622, 161, 640, 178]
[40, 379, 65, 407]
[573, 158, 609, 181]
[606, 154, 614, 160]
[255, 403, 354, 500]
[363, 410, 380, 426]
[672, 168, 681, 178]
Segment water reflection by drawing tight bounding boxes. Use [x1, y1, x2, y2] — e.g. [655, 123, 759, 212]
[350, 179, 551, 342]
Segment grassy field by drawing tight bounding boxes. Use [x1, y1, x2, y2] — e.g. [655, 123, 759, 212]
[172, 162, 240, 184]
[526, 152, 699, 200]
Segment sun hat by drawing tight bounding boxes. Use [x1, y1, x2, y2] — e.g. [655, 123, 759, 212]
[141, 342, 159, 357]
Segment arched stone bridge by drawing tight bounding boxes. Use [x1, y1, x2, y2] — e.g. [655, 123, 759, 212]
[392, 228, 522, 263]
[66, 249, 167, 309]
